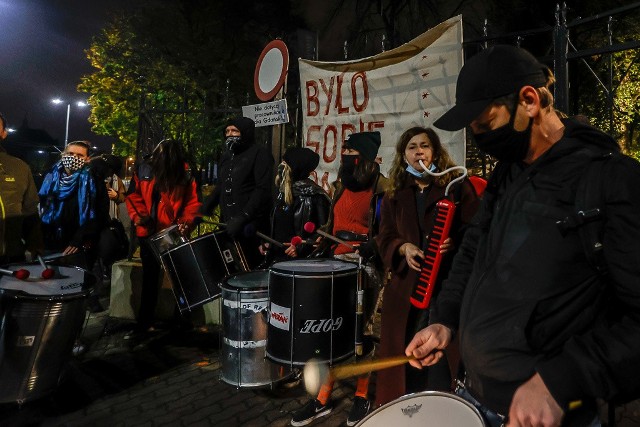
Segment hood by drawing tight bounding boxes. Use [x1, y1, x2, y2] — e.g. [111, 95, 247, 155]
[225, 117, 256, 153]
[561, 117, 619, 153]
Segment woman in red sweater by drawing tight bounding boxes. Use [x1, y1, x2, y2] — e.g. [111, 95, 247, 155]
[291, 131, 388, 427]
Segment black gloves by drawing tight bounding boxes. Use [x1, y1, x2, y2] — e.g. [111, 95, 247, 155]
[356, 240, 378, 262]
[225, 215, 246, 238]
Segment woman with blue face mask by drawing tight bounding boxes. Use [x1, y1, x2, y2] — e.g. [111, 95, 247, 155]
[373, 126, 480, 406]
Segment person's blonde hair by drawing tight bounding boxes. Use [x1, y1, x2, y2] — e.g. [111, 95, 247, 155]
[275, 162, 294, 206]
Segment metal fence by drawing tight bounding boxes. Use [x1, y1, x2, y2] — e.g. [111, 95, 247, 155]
[136, 2, 640, 179]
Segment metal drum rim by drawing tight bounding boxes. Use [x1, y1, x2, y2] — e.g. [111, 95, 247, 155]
[355, 390, 486, 427]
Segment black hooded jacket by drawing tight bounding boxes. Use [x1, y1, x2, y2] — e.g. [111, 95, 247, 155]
[201, 117, 273, 232]
[431, 118, 640, 417]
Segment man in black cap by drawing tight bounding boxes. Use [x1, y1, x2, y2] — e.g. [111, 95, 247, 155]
[406, 45, 640, 426]
[201, 117, 273, 267]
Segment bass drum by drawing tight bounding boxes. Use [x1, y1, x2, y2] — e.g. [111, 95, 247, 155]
[266, 259, 358, 366]
[0, 264, 94, 404]
[356, 391, 486, 426]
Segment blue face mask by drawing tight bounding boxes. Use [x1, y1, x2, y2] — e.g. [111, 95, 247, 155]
[406, 162, 436, 178]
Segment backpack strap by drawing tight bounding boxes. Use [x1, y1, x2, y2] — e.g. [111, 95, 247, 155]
[556, 152, 613, 275]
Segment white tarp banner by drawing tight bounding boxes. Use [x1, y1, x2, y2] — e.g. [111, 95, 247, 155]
[299, 15, 464, 191]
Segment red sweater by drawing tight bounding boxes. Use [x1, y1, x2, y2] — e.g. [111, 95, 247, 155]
[126, 174, 201, 238]
[332, 188, 372, 255]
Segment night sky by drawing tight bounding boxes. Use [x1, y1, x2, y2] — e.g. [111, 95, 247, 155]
[1, 0, 131, 152]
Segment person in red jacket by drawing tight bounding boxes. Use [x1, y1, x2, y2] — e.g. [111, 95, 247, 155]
[126, 139, 201, 334]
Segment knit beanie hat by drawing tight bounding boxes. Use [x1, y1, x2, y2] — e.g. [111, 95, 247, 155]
[344, 131, 381, 162]
[283, 147, 320, 181]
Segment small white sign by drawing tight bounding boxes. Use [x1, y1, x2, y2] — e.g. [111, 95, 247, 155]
[242, 99, 289, 127]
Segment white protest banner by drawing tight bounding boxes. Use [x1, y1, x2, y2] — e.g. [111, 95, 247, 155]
[242, 99, 289, 127]
[299, 15, 464, 191]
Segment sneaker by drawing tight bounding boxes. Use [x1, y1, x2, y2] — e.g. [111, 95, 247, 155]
[290, 399, 333, 426]
[346, 396, 370, 426]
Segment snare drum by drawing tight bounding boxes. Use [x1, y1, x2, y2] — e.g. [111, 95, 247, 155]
[0, 264, 94, 404]
[220, 270, 291, 387]
[266, 259, 358, 366]
[356, 391, 486, 426]
[149, 225, 188, 261]
[161, 231, 248, 312]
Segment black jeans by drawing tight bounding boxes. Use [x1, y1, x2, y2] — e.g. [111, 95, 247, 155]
[138, 237, 161, 330]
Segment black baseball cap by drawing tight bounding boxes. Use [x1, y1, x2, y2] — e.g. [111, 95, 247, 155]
[433, 45, 548, 131]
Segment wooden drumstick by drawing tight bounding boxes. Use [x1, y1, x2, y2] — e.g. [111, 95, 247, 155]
[303, 222, 357, 251]
[303, 355, 415, 395]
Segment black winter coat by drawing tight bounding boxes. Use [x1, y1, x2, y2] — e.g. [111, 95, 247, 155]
[202, 142, 273, 233]
[432, 118, 640, 416]
[270, 178, 331, 259]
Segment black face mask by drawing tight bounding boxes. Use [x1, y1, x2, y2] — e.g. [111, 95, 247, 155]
[340, 154, 374, 192]
[225, 136, 242, 152]
[472, 101, 532, 162]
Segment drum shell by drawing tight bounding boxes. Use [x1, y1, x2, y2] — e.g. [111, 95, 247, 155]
[0, 264, 93, 404]
[267, 259, 358, 366]
[356, 391, 486, 426]
[149, 225, 187, 261]
[220, 271, 289, 387]
[162, 232, 247, 312]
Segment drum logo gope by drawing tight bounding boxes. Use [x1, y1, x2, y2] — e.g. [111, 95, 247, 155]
[60, 282, 83, 290]
[269, 302, 291, 330]
[299, 317, 344, 334]
[401, 403, 422, 418]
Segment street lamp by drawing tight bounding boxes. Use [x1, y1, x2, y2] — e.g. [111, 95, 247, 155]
[51, 98, 88, 146]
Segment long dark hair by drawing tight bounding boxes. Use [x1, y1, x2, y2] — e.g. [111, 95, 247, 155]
[388, 127, 458, 198]
[150, 139, 190, 192]
[338, 155, 379, 189]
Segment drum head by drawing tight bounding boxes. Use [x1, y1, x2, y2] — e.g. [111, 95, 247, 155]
[357, 391, 485, 426]
[0, 265, 91, 298]
[270, 258, 357, 277]
[222, 270, 269, 291]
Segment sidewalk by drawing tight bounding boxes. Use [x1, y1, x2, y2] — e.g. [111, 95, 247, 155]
[1, 277, 638, 427]
[0, 284, 363, 427]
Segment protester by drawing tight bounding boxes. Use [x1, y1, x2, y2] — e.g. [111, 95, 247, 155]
[91, 154, 128, 278]
[291, 131, 388, 427]
[0, 112, 43, 264]
[405, 45, 640, 427]
[200, 117, 273, 268]
[259, 147, 330, 263]
[39, 140, 103, 266]
[125, 139, 201, 334]
[374, 126, 479, 406]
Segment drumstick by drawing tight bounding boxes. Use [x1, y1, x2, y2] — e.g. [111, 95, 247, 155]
[303, 222, 357, 251]
[199, 219, 286, 249]
[0, 267, 30, 280]
[291, 236, 315, 246]
[37, 255, 55, 279]
[243, 224, 285, 248]
[303, 355, 415, 395]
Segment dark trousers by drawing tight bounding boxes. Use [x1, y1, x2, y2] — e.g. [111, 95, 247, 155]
[138, 237, 161, 329]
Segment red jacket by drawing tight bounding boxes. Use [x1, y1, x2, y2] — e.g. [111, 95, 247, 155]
[126, 171, 201, 238]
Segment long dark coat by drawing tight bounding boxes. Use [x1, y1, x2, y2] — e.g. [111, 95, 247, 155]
[374, 175, 479, 406]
